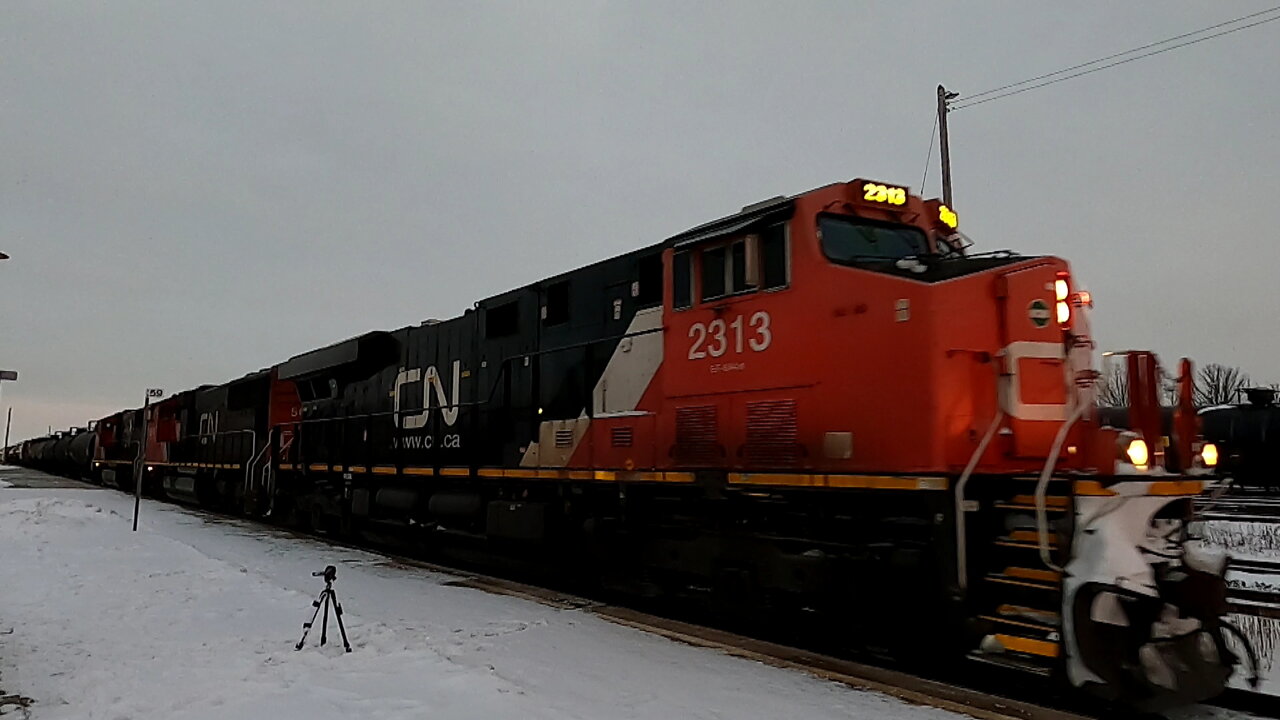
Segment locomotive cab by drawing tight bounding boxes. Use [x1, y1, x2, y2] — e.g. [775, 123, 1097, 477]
[660, 178, 1236, 709]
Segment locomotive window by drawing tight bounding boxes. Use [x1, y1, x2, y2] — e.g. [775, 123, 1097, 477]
[700, 245, 727, 300]
[486, 300, 520, 338]
[761, 223, 788, 289]
[730, 241, 752, 293]
[673, 251, 692, 310]
[542, 281, 569, 326]
[819, 215, 926, 264]
[636, 253, 663, 307]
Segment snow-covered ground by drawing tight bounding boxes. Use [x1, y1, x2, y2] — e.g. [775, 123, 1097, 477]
[0, 469, 1264, 720]
[0, 473, 970, 720]
[1192, 517, 1280, 697]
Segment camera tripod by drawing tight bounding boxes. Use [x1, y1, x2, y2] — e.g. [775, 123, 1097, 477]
[295, 565, 352, 652]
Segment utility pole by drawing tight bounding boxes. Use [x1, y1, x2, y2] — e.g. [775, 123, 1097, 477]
[937, 85, 959, 207]
[3, 408, 10, 464]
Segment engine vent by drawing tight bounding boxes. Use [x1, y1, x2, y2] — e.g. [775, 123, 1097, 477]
[744, 399, 800, 467]
[675, 405, 720, 464]
[611, 426, 634, 448]
[554, 428, 574, 448]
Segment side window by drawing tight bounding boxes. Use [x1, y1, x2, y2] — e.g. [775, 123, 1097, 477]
[761, 223, 788, 290]
[730, 240, 752, 293]
[542, 281, 569, 326]
[486, 300, 520, 338]
[673, 252, 692, 310]
[694, 222, 788, 303]
[636, 254, 663, 307]
[700, 245, 727, 301]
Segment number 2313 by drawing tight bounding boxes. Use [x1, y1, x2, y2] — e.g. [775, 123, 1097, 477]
[688, 311, 772, 359]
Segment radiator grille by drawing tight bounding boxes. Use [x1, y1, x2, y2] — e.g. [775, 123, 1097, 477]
[610, 426, 634, 448]
[554, 428, 574, 448]
[674, 405, 719, 464]
[743, 399, 800, 467]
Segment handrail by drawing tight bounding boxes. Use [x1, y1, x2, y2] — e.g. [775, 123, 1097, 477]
[1035, 401, 1089, 572]
[954, 409, 1004, 590]
[244, 439, 271, 500]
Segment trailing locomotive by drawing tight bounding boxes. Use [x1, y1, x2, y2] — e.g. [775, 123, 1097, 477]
[19, 177, 1237, 711]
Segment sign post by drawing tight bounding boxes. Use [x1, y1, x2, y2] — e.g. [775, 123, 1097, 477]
[0, 370, 17, 464]
[133, 388, 164, 532]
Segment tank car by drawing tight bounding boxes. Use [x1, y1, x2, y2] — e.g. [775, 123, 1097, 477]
[1200, 388, 1279, 492]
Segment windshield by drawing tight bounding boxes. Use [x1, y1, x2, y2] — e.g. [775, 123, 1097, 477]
[819, 215, 928, 264]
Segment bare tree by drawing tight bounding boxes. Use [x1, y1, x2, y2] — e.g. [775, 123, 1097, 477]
[1194, 363, 1251, 407]
[1096, 364, 1128, 408]
[1161, 375, 1181, 407]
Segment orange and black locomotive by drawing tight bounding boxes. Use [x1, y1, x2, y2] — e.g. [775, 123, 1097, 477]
[17, 177, 1236, 711]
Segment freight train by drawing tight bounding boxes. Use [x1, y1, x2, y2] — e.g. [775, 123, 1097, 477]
[11, 178, 1239, 711]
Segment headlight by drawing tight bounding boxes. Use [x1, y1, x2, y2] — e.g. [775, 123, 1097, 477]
[1126, 438, 1149, 467]
[1201, 443, 1219, 468]
[146, 465, 154, 472]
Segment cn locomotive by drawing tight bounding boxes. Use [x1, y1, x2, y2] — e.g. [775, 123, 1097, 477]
[14, 178, 1236, 711]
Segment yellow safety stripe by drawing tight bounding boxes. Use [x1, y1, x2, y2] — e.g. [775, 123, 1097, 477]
[1004, 566, 1061, 583]
[1009, 494, 1068, 508]
[258, 464, 945, 491]
[730, 472, 948, 491]
[995, 634, 1059, 658]
[1074, 479, 1206, 497]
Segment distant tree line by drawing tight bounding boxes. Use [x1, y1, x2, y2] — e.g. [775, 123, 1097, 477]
[1095, 360, 1276, 408]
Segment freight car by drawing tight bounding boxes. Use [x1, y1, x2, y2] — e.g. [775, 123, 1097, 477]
[15, 427, 96, 479]
[25, 177, 1237, 712]
[1201, 388, 1279, 492]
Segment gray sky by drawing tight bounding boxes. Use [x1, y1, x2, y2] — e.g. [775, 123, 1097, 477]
[2, 1, 1278, 442]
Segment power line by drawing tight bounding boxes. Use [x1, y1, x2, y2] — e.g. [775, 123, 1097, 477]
[962, 6, 1280, 103]
[919, 112, 938, 193]
[952, 8, 1280, 110]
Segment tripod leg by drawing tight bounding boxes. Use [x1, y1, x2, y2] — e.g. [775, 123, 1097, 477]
[320, 590, 330, 647]
[331, 591, 352, 652]
[295, 590, 326, 650]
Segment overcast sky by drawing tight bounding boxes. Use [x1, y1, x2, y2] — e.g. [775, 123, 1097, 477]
[2, 2, 1278, 442]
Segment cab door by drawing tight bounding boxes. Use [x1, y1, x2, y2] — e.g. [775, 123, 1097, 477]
[996, 262, 1070, 458]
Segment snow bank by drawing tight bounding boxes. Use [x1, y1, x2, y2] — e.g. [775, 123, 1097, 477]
[0, 486, 965, 720]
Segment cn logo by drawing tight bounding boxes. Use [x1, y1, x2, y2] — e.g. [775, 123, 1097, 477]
[392, 360, 461, 429]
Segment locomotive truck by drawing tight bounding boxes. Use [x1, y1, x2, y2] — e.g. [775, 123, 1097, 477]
[19, 177, 1235, 711]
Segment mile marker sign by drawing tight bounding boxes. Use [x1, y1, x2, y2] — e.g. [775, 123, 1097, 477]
[146, 388, 164, 399]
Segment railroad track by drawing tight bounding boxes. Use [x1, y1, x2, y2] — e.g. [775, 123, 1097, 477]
[1195, 493, 1280, 523]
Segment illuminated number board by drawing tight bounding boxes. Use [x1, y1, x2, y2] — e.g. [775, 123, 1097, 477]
[857, 180, 908, 207]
